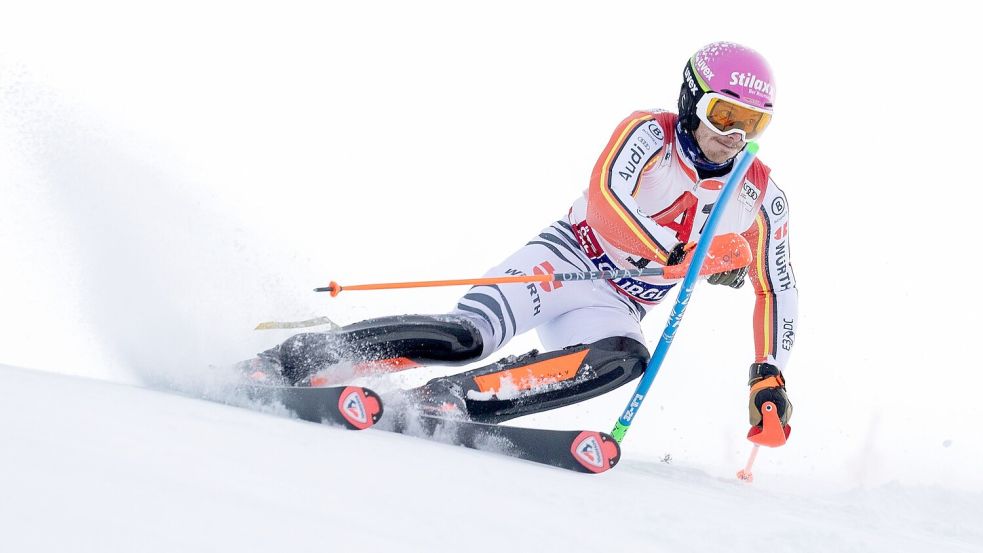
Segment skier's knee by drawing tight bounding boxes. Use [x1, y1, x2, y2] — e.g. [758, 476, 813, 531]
[266, 314, 485, 380]
[273, 332, 336, 383]
[585, 336, 649, 384]
[335, 314, 484, 364]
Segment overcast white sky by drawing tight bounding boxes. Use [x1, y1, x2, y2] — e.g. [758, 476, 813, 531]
[2, 1, 979, 491]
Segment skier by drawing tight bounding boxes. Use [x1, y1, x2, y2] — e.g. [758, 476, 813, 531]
[241, 41, 797, 433]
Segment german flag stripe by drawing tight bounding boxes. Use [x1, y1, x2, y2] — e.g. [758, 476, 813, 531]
[751, 208, 777, 359]
[596, 114, 671, 262]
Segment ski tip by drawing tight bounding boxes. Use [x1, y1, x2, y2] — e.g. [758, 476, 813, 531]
[337, 386, 384, 430]
[571, 431, 621, 474]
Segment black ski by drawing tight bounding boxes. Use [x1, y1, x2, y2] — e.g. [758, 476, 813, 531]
[235, 384, 384, 430]
[381, 411, 621, 474]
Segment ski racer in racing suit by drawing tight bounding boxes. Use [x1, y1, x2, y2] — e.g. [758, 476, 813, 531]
[241, 42, 798, 434]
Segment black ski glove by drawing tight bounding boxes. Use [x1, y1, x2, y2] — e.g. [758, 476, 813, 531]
[708, 266, 748, 288]
[666, 242, 692, 266]
[748, 362, 792, 427]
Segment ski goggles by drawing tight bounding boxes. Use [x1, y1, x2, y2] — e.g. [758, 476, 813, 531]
[696, 93, 772, 140]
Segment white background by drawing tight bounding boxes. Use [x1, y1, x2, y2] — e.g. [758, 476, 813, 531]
[2, 0, 979, 496]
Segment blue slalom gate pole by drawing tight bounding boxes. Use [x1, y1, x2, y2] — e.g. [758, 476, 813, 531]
[611, 142, 759, 442]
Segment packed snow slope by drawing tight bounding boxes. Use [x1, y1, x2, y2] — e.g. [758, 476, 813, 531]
[1, 364, 979, 553]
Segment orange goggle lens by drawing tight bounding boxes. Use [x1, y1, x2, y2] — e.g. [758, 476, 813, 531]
[704, 97, 772, 140]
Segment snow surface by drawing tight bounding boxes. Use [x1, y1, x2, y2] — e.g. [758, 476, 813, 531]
[2, 363, 980, 553]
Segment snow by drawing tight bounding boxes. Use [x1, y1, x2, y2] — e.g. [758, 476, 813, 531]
[2, 363, 980, 553]
[2, 1, 983, 550]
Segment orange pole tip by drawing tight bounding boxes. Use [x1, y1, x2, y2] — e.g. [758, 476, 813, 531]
[328, 281, 341, 298]
[747, 401, 791, 447]
[736, 444, 759, 483]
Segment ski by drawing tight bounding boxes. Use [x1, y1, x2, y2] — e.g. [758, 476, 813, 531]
[235, 384, 384, 430]
[221, 379, 616, 471]
[381, 411, 621, 474]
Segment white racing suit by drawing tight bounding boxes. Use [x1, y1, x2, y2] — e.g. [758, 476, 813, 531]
[266, 110, 798, 423]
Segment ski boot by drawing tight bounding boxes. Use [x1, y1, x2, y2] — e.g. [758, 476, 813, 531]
[411, 377, 470, 419]
[234, 351, 291, 386]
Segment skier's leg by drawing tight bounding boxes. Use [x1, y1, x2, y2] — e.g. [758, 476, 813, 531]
[414, 304, 651, 423]
[248, 221, 598, 383]
[244, 220, 630, 387]
[246, 313, 488, 385]
[445, 220, 635, 353]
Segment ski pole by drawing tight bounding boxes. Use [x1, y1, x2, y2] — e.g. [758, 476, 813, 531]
[737, 401, 788, 483]
[611, 142, 760, 443]
[315, 269, 667, 297]
[736, 445, 760, 482]
[315, 233, 751, 297]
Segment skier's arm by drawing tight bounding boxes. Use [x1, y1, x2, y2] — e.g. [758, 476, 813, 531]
[741, 180, 798, 371]
[740, 180, 797, 430]
[586, 112, 686, 264]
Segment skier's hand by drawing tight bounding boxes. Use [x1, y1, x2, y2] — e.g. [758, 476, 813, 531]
[668, 241, 747, 287]
[708, 266, 748, 288]
[748, 362, 792, 427]
[666, 242, 694, 266]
